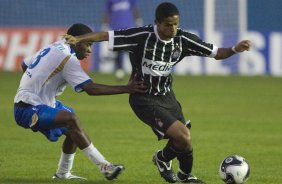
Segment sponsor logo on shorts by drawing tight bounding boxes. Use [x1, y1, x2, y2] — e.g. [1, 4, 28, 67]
[155, 118, 164, 128]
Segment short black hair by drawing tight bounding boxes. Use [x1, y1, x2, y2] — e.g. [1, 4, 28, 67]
[67, 23, 92, 36]
[155, 2, 179, 23]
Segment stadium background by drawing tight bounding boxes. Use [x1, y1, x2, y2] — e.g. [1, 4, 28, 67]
[0, 0, 281, 76]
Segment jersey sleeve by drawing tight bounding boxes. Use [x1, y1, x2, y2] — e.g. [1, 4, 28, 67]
[62, 57, 92, 93]
[181, 31, 218, 58]
[108, 27, 144, 52]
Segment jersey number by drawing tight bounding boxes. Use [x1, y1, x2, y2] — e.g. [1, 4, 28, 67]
[28, 48, 51, 69]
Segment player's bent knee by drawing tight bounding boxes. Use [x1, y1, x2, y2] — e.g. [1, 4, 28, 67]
[65, 114, 80, 129]
[176, 133, 191, 150]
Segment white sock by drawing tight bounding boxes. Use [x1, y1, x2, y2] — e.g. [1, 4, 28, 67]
[56, 151, 75, 175]
[82, 143, 109, 167]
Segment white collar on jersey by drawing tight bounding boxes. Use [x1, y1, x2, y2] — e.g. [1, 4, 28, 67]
[154, 25, 173, 44]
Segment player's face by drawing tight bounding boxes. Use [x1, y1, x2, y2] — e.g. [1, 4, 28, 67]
[74, 42, 92, 60]
[156, 15, 179, 40]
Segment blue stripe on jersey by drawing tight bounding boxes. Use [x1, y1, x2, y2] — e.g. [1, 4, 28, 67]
[74, 79, 92, 92]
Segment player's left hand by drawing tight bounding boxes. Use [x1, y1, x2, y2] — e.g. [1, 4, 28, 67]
[234, 40, 251, 52]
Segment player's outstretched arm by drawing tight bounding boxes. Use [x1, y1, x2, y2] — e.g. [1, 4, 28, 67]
[63, 32, 109, 45]
[214, 40, 251, 60]
[81, 76, 147, 96]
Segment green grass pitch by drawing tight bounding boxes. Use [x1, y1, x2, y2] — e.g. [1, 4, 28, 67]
[0, 71, 282, 184]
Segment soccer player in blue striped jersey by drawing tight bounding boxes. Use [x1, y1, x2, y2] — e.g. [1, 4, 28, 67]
[13, 23, 147, 181]
[64, 3, 251, 183]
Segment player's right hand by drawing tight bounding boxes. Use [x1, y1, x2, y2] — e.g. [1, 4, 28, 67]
[127, 75, 148, 93]
[235, 40, 251, 52]
[62, 34, 79, 45]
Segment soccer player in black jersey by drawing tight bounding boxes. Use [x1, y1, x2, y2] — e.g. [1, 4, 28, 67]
[64, 2, 251, 183]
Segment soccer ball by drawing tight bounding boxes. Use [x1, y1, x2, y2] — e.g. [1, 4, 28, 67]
[219, 155, 250, 184]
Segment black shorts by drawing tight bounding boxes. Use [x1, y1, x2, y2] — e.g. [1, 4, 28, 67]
[129, 91, 189, 140]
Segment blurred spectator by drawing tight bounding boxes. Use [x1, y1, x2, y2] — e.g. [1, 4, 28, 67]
[102, 0, 143, 80]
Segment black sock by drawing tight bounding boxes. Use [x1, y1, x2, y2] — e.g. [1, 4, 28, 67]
[177, 149, 193, 175]
[157, 140, 180, 162]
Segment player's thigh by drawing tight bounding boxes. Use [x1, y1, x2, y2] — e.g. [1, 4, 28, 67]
[174, 101, 186, 123]
[165, 120, 190, 140]
[131, 105, 177, 139]
[171, 100, 192, 129]
[34, 104, 73, 129]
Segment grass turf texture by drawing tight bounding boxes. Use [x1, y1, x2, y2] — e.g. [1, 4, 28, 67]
[0, 71, 281, 184]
